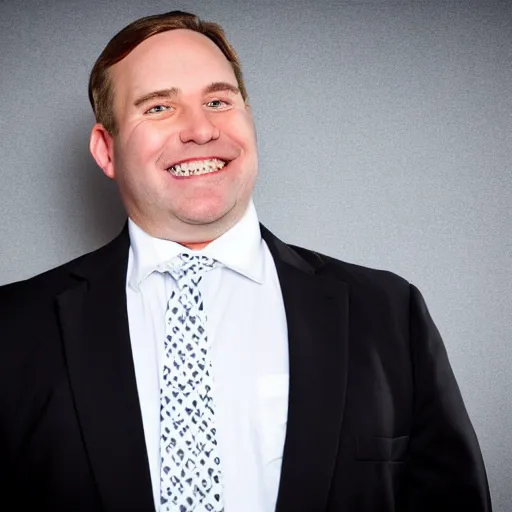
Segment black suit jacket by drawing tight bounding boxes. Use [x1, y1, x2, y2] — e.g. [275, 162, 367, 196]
[0, 223, 491, 511]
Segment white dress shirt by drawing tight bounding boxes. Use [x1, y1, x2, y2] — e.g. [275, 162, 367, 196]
[126, 200, 289, 512]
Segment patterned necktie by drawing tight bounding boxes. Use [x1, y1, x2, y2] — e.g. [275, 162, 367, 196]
[158, 253, 224, 512]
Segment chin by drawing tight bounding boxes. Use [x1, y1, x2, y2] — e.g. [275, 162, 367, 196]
[176, 201, 236, 227]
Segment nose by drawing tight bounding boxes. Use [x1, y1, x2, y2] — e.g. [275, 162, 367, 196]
[179, 107, 220, 144]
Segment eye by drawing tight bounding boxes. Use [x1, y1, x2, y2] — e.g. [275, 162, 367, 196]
[206, 99, 230, 109]
[145, 105, 171, 114]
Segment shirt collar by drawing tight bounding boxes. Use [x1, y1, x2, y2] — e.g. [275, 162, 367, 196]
[127, 199, 265, 290]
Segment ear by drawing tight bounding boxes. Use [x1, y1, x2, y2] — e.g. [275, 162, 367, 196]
[89, 123, 115, 179]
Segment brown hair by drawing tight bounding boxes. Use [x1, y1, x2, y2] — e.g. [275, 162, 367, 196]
[88, 10, 248, 135]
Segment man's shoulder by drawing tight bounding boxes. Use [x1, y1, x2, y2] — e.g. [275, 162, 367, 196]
[0, 250, 93, 307]
[0, 226, 129, 302]
[288, 243, 411, 299]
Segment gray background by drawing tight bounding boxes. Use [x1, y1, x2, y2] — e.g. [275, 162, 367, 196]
[0, 0, 510, 509]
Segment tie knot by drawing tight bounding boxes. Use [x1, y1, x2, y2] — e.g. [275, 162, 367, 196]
[158, 253, 217, 285]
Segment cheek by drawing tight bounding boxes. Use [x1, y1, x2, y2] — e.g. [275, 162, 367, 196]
[240, 116, 258, 153]
[220, 108, 256, 139]
[228, 121, 257, 155]
[123, 122, 169, 165]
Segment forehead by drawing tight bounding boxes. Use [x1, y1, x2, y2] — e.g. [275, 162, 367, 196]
[110, 29, 237, 97]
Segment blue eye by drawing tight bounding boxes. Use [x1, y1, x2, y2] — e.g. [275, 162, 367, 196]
[207, 100, 228, 108]
[146, 105, 170, 114]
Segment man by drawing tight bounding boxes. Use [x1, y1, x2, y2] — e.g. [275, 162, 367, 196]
[0, 10, 491, 512]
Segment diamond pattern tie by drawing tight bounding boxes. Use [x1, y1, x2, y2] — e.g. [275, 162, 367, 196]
[158, 253, 224, 511]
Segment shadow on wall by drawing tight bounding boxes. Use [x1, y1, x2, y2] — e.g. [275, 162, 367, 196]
[57, 116, 127, 251]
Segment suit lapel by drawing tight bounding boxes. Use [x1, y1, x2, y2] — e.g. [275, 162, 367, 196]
[57, 225, 154, 512]
[262, 226, 350, 511]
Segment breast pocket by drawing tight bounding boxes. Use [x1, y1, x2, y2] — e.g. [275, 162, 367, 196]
[355, 435, 410, 462]
[256, 374, 289, 467]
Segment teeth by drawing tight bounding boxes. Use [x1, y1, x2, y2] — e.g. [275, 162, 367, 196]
[168, 158, 227, 177]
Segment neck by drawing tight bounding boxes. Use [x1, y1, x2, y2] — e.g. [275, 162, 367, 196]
[181, 240, 212, 250]
[127, 199, 251, 246]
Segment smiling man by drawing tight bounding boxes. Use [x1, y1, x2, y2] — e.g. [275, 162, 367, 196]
[90, 27, 258, 244]
[0, 10, 492, 512]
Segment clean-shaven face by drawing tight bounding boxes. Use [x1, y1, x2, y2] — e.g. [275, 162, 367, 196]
[92, 29, 258, 242]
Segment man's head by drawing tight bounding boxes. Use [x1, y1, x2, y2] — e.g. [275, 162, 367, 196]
[88, 11, 258, 243]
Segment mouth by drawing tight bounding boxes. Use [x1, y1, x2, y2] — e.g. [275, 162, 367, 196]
[166, 158, 228, 178]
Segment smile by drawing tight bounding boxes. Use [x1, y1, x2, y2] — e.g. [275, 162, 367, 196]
[167, 158, 227, 177]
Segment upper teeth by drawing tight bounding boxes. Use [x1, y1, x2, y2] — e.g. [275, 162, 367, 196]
[168, 158, 226, 176]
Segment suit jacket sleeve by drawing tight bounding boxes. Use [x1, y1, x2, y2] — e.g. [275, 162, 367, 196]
[397, 284, 492, 511]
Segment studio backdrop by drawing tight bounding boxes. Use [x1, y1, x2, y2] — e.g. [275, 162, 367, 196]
[0, 1, 510, 510]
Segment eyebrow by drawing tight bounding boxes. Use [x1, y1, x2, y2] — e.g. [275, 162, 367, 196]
[133, 81, 240, 108]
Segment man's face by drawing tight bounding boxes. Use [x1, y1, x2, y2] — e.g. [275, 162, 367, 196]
[91, 29, 258, 241]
